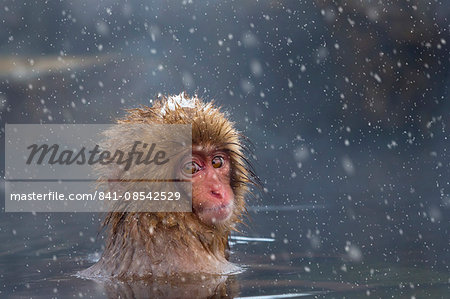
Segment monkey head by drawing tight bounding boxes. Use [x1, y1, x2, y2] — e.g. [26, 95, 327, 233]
[114, 92, 257, 230]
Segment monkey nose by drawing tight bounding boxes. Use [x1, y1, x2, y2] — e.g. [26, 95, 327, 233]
[210, 189, 223, 199]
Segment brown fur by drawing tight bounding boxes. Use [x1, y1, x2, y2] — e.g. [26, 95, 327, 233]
[80, 93, 258, 278]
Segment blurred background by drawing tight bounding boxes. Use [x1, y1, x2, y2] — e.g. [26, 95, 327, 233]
[0, 0, 449, 298]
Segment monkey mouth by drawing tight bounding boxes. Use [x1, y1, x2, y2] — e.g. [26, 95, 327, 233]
[196, 203, 233, 224]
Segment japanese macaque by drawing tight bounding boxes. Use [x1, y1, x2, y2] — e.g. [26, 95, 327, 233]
[80, 93, 258, 279]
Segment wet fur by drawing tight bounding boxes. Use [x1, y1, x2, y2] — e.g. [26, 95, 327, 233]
[80, 93, 258, 278]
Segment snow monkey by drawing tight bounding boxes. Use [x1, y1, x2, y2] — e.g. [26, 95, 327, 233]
[80, 93, 258, 279]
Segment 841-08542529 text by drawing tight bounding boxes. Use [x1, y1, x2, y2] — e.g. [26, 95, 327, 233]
[10, 191, 182, 201]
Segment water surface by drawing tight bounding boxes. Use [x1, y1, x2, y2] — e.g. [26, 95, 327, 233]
[1, 203, 448, 298]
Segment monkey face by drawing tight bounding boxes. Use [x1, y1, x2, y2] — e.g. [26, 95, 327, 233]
[180, 147, 235, 226]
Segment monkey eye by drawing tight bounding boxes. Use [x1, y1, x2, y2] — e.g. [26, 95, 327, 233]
[182, 161, 201, 175]
[212, 156, 224, 168]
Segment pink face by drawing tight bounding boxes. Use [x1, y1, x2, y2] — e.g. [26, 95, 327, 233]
[180, 148, 234, 226]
